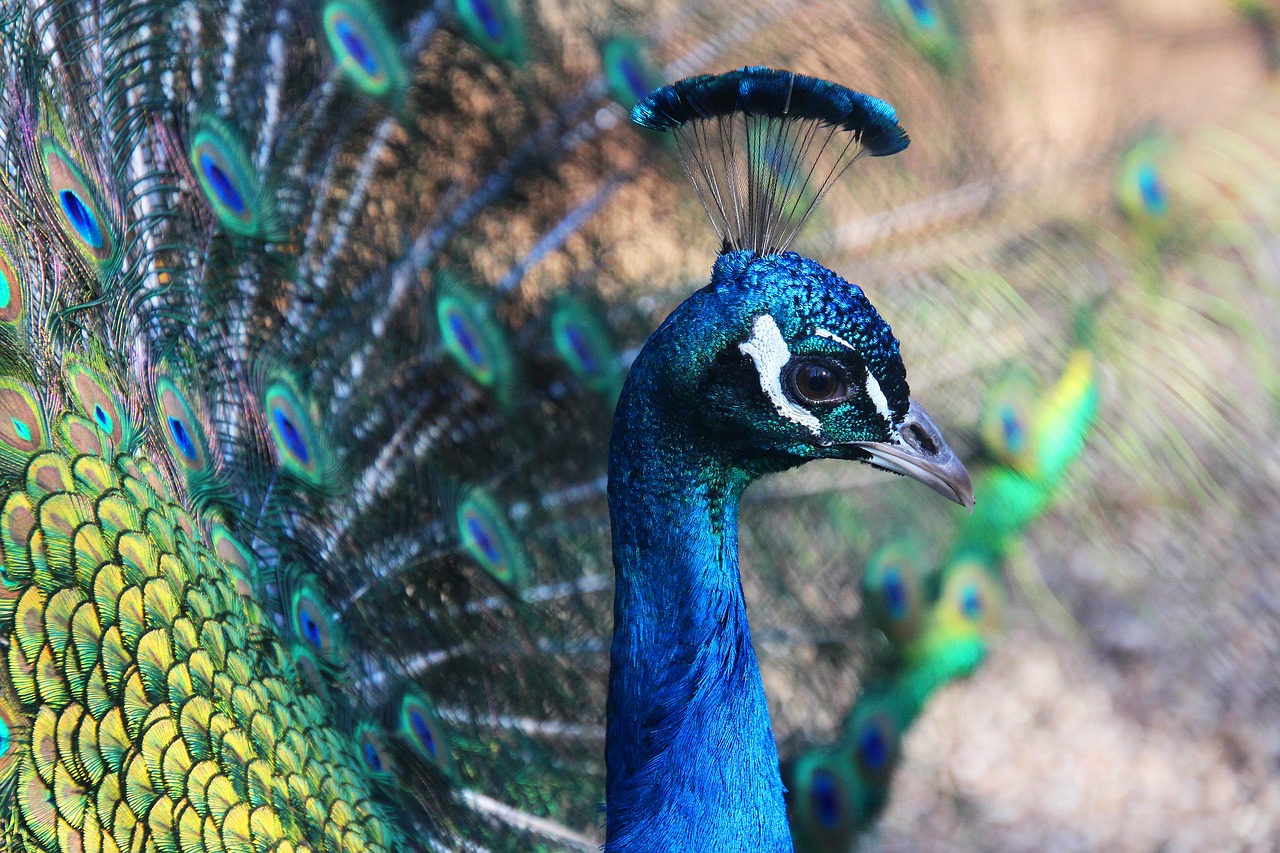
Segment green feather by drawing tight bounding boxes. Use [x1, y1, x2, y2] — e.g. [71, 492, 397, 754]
[190, 115, 282, 239]
[322, 0, 410, 103]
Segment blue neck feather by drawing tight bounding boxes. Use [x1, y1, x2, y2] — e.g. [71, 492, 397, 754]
[605, 273, 794, 852]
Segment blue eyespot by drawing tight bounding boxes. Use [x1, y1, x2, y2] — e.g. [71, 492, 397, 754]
[467, 0, 505, 40]
[810, 769, 842, 828]
[167, 416, 197, 461]
[0, 716, 9, 756]
[362, 740, 384, 771]
[618, 58, 649, 104]
[960, 583, 983, 620]
[564, 324, 599, 376]
[857, 723, 891, 772]
[60, 190, 104, 249]
[882, 567, 908, 619]
[457, 489, 525, 587]
[272, 407, 311, 464]
[300, 611, 322, 649]
[0, 269, 11, 311]
[1000, 406, 1024, 452]
[93, 403, 113, 433]
[906, 0, 938, 27]
[335, 17, 380, 76]
[410, 710, 437, 755]
[466, 515, 502, 564]
[1137, 163, 1168, 215]
[10, 418, 30, 443]
[198, 153, 246, 215]
[446, 309, 488, 370]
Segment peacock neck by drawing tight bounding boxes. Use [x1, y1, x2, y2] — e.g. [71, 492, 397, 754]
[604, 352, 793, 852]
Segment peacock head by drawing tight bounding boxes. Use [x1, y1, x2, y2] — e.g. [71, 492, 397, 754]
[642, 248, 972, 508]
[630, 67, 973, 508]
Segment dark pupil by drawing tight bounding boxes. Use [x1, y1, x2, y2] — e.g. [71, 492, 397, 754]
[336, 19, 380, 76]
[797, 364, 836, 400]
[1000, 406, 1024, 451]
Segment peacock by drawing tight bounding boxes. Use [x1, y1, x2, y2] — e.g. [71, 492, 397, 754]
[606, 67, 975, 851]
[0, 0, 1278, 851]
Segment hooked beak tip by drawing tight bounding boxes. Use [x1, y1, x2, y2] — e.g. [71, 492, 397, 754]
[852, 399, 974, 513]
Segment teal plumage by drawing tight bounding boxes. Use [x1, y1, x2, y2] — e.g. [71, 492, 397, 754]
[0, 1, 1274, 852]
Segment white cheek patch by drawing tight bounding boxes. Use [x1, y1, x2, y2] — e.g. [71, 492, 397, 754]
[739, 314, 822, 436]
[816, 327, 895, 429]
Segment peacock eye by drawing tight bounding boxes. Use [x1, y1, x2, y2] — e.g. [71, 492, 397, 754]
[786, 360, 848, 405]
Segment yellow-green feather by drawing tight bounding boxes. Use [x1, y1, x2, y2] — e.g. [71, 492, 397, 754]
[0, 429, 409, 852]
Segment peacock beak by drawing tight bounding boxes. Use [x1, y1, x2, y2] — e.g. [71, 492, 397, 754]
[851, 399, 975, 512]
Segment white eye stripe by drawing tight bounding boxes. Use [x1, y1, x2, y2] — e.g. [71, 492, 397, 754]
[863, 368, 894, 427]
[816, 327, 895, 428]
[815, 328, 857, 351]
[739, 314, 822, 435]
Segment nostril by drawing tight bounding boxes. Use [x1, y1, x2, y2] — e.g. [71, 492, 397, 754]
[904, 422, 938, 455]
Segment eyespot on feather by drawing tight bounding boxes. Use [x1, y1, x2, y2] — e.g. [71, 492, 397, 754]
[456, 488, 528, 589]
[262, 378, 335, 489]
[786, 749, 860, 849]
[936, 559, 1002, 638]
[66, 363, 127, 449]
[850, 710, 898, 782]
[289, 576, 346, 667]
[39, 140, 117, 267]
[398, 690, 454, 777]
[0, 379, 47, 474]
[549, 294, 620, 396]
[979, 368, 1038, 474]
[862, 542, 926, 648]
[881, 0, 961, 71]
[355, 722, 396, 778]
[601, 37, 661, 111]
[189, 116, 279, 238]
[322, 0, 408, 101]
[155, 376, 211, 474]
[436, 271, 517, 405]
[455, 0, 527, 64]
